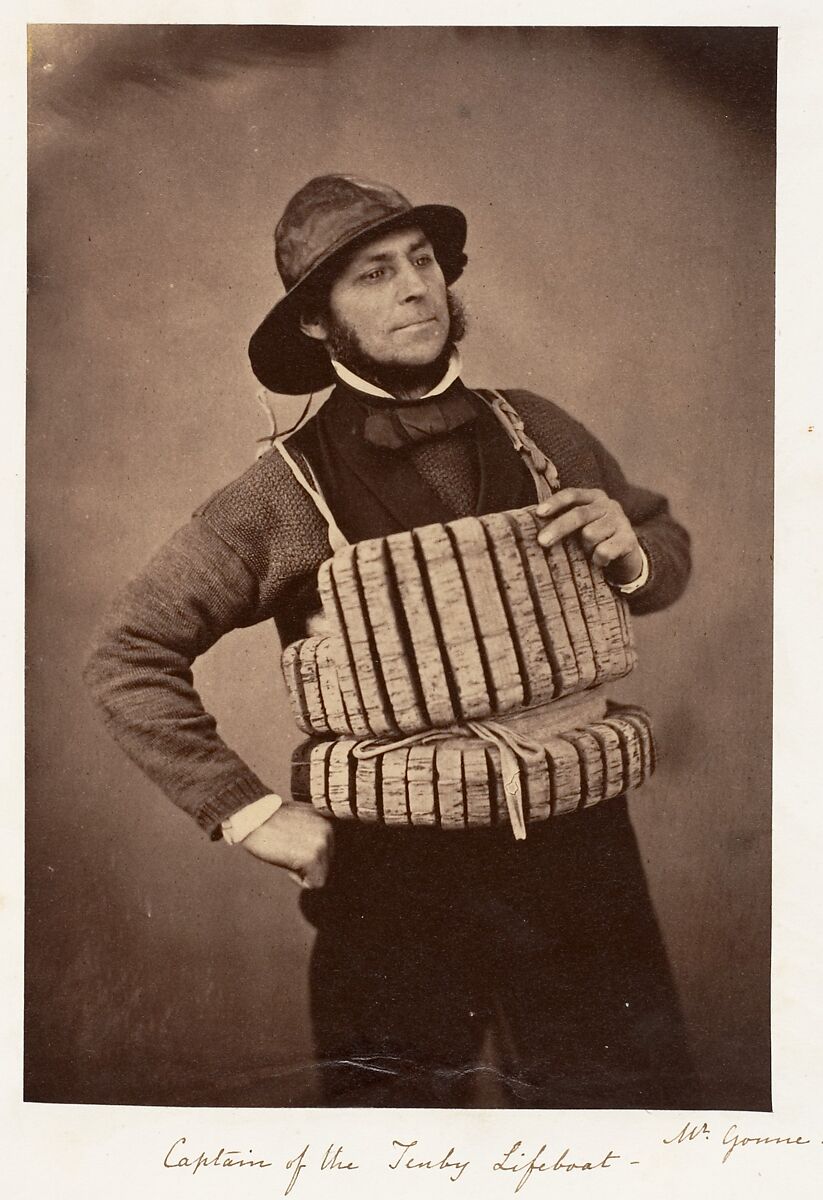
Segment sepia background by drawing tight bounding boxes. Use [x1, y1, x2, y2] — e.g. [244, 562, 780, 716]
[26, 25, 775, 1107]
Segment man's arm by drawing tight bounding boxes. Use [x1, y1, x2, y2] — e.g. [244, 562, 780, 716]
[83, 517, 273, 833]
[83, 516, 333, 881]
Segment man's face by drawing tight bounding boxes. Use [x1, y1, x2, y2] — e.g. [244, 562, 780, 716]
[308, 225, 451, 370]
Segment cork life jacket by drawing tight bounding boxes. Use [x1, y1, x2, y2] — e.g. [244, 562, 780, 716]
[274, 388, 653, 838]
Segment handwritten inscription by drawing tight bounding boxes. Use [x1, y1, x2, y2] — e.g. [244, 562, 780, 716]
[163, 1135, 272, 1175]
[662, 1120, 811, 1165]
[493, 1141, 621, 1192]
[284, 1143, 309, 1195]
[285, 1144, 359, 1194]
[721, 1125, 810, 1165]
[161, 1123, 817, 1192]
[662, 1120, 711, 1145]
[389, 1139, 470, 1182]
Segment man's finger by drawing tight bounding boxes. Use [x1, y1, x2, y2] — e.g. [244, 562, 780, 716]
[590, 532, 635, 568]
[535, 488, 604, 519]
[303, 858, 328, 889]
[579, 513, 619, 550]
[537, 505, 599, 547]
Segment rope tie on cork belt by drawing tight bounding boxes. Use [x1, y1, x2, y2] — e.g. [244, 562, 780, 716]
[482, 389, 561, 503]
[352, 691, 608, 840]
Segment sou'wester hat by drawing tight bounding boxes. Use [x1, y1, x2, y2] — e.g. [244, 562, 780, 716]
[248, 174, 468, 395]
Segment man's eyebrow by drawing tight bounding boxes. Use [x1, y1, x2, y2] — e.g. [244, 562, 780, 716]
[352, 237, 432, 268]
[355, 250, 393, 266]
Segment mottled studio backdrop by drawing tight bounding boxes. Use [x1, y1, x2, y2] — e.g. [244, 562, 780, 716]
[26, 26, 775, 1107]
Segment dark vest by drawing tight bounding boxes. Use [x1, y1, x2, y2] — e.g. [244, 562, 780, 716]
[286, 379, 537, 544]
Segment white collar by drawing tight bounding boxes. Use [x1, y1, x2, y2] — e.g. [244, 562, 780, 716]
[331, 349, 462, 400]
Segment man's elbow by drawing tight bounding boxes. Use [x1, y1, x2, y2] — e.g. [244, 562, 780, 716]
[82, 618, 155, 721]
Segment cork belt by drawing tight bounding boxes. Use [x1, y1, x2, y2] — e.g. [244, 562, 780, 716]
[349, 689, 608, 840]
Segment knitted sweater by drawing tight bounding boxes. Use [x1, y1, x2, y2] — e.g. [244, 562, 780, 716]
[83, 389, 691, 837]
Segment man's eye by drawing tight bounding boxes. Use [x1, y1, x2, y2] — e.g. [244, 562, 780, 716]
[362, 268, 385, 282]
[415, 254, 433, 266]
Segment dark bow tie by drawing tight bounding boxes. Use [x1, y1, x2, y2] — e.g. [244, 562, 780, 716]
[358, 382, 478, 449]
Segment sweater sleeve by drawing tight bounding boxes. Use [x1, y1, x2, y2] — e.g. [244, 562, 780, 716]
[507, 389, 692, 615]
[83, 517, 278, 838]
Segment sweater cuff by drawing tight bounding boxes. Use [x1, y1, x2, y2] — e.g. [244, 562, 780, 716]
[197, 774, 274, 840]
[628, 533, 663, 613]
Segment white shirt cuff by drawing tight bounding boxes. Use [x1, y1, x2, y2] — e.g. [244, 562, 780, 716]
[612, 546, 649, 595]
[221, 793, 284, 844]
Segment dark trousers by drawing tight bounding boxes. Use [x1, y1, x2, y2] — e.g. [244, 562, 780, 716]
[299, 797, 697, 1108]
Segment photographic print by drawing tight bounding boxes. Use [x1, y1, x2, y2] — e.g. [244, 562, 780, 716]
[25, 23, 774, 1114]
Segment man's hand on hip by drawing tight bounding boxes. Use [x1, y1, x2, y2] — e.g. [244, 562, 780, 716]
[536, 487, 644, 586]
[241, 801, 334, 889]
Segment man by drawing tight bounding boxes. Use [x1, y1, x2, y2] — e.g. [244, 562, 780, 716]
[85, 174, 695, 1108]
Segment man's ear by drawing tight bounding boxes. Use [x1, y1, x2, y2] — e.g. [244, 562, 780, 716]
[299, 312, 328, 343]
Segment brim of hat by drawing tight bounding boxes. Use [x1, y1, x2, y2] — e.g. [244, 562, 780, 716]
[248, 204, 468, 395]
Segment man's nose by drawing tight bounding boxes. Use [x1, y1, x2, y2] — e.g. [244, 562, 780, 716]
[395, 260, 428, 301]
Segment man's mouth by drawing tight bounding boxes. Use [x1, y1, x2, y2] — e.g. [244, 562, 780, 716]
[395, 316, 437, 331]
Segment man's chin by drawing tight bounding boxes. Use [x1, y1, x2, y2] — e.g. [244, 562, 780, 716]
[385, 324, 451, 367]
[386, 347, 450, 370]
